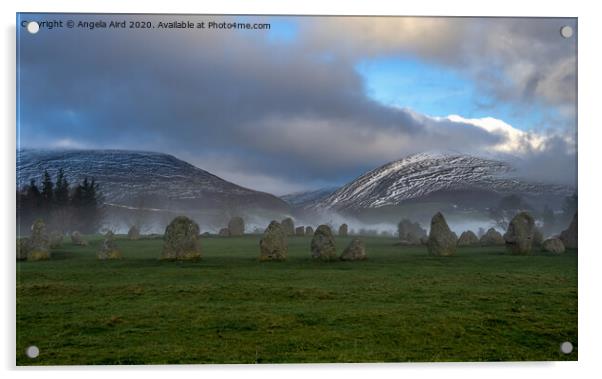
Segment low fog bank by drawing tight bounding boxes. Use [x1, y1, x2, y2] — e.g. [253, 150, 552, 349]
[99, 205, 574, 240]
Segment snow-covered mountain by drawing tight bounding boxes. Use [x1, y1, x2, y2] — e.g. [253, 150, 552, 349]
[17, 149, 289, 213]
[280, 187, 338, 208]
[313, 152, 574, 210]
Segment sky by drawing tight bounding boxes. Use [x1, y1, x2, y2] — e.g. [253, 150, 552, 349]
[17, 15, 577, 195]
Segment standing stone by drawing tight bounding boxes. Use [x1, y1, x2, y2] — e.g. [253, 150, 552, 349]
[504, 212, 536, 255]
[28, 219, 50, 261]
[128, 225, 141, 240]
[479, 228, 505, 246]
[560, 212, 577, 249]
[542, 238, 566, 254]
[259, 221, 287, 261]
[338, 223, 348, 237]
[97, 231, 123, 260]
[218, 227, 230, 237]
[457, 230, 479, 246]
[305, 226, 314, 235]
[161, 216, 202, 260]
[340, 238, 367, 261]
[295, 226, 305, 236]
[281, 218, 295, 236]
[427, 212, 457, 256]
[49, 230, 64, 248]
[71, 231, 88, 246]
[311, 225, 338, 261]
[228, 216, 245, 236]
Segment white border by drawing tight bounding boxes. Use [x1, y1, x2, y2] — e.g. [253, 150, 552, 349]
[2, 1, 601, 378]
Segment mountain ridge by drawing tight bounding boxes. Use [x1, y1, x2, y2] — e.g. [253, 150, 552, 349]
[17, 148, 289, 213]
[312, 152, 574, 210]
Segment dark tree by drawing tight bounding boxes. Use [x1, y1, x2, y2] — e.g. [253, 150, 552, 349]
[26, 179, 41, 207]
[71, 177, 103, 233]
[16, 179, 42, 235]
[41, 170, 54, 206]
[54, 168, 70, 207]
[17, 171, 105, 235]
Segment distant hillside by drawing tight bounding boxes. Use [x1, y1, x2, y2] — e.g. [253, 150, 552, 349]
[17, 149, 290, 214]
[312, 152, 574, 211]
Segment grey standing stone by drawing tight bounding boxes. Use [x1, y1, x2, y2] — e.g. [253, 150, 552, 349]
[259, 221, 287, 261]
[457, 230, 479, 246]
[28, 219, 50, 261]
[161, 216, 202, 260]
[228, 216, 245, 236]
[504, 212, 535, 255]
[97, 231, 123, 260]
[542, 238, 566, 254]
[311, 225, 338, 261]
[479, 228, 505, 246]
[427, 212, 457, 256]
[340, 238, 367, 261]
[281, 218, 295, 236]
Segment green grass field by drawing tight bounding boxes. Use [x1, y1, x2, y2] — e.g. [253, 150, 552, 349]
[16, 235, 577, 365]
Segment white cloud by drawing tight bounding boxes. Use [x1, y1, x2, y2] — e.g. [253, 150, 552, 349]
[440, 114, 547, 154]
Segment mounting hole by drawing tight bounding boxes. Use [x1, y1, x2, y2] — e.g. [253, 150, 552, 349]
[560, 25, 573, 39]
[560, 341, 573, 354]
[26, 21, 40, 34]
[26, 345, 39, 358]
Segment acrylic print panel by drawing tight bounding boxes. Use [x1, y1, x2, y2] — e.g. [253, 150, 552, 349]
[16, 14, 577, 365]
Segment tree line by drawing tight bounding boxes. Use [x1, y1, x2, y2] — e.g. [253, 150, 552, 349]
[17, 169, 104, 234]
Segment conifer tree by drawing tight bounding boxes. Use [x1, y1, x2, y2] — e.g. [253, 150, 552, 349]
[41, 170, 54, 205]
[54, 168, 70, 207]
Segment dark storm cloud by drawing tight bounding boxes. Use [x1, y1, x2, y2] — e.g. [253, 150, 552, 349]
[17, 15, 577, 194]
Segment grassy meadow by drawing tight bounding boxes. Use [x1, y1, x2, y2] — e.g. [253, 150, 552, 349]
[16, 234, 577, 365]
